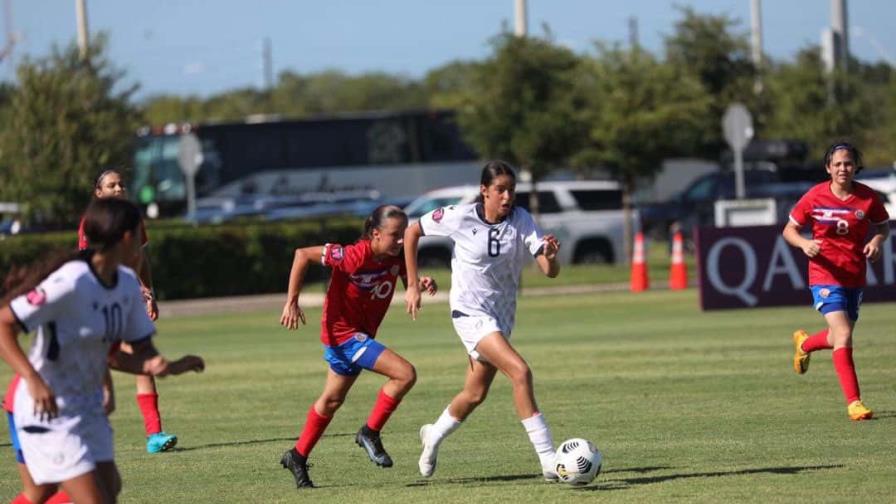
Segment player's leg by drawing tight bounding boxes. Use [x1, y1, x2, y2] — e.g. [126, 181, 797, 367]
[418, 357, 497, 477]
[13, 463, 58, 504]
[355, 347, 416, 468]
[826, 308, 870, 420]
[793, 287, 837, 374]
[475, 332, 558, 480]
[93, 461, 122, 503]
[282, 369, 358, 488]
[58, 470, 106, 504]
[120, 339, 175, 454]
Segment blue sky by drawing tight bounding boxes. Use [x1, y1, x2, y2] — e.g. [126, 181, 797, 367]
[6, 1, 895, 100]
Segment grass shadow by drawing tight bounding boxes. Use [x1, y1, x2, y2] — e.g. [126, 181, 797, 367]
[575, 464, 844, 491]
[406, 466, 673, 488]
[172, 432, 357, 453]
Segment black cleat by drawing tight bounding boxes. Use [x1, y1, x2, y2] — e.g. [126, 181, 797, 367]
[280, 448, 314, 488]
[355, 425, 393, 468]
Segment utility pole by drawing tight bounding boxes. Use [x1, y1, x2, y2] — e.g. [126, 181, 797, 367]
[514, 0, 527, 37]
[262, 37, 273, 91]
[831, 0, 849, 70]
[75, 0, 88, 59]
[628, 16, 639, 50]
[750, 0, 763, 93]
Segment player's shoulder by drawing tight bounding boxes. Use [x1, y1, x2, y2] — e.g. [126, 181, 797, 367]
[117, 264, 140, 286]
[51, 258, 91, 284]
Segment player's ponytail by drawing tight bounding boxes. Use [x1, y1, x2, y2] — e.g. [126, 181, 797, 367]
[477, 160, 517, 203]
[362, 204, 408, 240]
[0, 249, 83, 308]
[82, 198, 142, 251]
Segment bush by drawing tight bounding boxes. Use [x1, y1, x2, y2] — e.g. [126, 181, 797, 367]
[0, 218, 365, 300]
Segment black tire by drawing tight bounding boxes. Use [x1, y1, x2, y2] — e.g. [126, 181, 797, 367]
[573, 239, 614, 264]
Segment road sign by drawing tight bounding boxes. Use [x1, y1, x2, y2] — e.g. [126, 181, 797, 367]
[177, 133, 203, 177]
[722, 103, 754, 199]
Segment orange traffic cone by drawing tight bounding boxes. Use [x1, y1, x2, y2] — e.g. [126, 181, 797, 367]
[630, 231, 649, 292]
[669, 230, 688, 290]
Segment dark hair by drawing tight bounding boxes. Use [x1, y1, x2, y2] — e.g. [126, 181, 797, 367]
[1, 198, 142, 307]
[823, 142, 863, 174]
[362, 204, 408, 240]
[82, 198, 142, 251]
[94, 169, 122, 190]
[476, 160, 517, 203]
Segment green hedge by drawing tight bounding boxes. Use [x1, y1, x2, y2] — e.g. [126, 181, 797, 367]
[0, 218, 365, 300]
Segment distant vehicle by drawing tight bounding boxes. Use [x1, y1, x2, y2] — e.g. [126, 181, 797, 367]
[404, 180, 629, 267]
[131, 110, 478, 216]
[857, 169, 896, 219]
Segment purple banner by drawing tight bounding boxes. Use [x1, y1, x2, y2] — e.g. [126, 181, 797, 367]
[695, 225, 896, 310]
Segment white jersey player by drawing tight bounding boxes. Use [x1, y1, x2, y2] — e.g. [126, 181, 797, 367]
[404, 161, 562, 481]
[0, 198, 204, 504]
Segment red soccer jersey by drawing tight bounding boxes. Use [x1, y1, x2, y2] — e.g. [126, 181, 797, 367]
[789, 181, 890, 287]
[319, 240, 406, 346]
[78, 215, 148, 250]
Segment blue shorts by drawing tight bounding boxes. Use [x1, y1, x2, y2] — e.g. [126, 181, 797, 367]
[323, 333, 387, 376]
[7, 412, 24, 464]
[811, 285, 862, 322]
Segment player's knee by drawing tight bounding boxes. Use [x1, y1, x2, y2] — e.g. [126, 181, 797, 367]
[465, 387, 489, 406]
[320, 394, 346, 413]
[399, 364, 417, 390]
[507, 363, 532, 389]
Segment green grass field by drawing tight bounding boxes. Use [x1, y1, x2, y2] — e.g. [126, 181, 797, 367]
[2, 289, 894, 503]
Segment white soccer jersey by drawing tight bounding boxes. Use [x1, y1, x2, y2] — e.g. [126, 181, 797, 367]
[9, 257, 155, 416]
[419, 203, 545, 333]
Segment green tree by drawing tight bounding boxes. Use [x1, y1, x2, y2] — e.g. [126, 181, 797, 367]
[575, 46, 711, 258]
[664, 7, 762, 157]
[456, 33, 585, 214]
[0, 35, 142, 226]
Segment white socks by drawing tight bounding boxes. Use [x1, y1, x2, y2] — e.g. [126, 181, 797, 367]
[427, 406, 462, 446]
[521, 412, 556, 468]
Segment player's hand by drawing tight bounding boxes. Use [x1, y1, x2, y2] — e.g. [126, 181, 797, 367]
[280, 301, 306, 330]
[420, 276, 438, 295]
[27, 376, 57, 421]
[102, 370, 116, 416]
[405, 283, 422, 320]
[864, 241, 882, 262]
[141, 286, 159, 321]
[543, 234, 560, 261]
[801, 239, 822, 258]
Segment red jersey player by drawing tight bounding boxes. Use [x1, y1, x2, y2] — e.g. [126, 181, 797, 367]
[278, 205, 437, 488]
[784, 142, 890, 421]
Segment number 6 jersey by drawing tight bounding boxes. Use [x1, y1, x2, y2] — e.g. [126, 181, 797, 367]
[420, 204, 546, 333]
[789, 181, 889, 287]
[9, 255, 155, 414]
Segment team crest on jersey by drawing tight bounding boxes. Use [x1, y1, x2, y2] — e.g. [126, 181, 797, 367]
[855, 210, 864, 219]
[26, 288, 47, 306]
[354, 333, 368, 342]
[432, 207, 445, 223]
[330, 244, 344, 262]
[472, 227, 479, 235]
[819, 288, 830, 298]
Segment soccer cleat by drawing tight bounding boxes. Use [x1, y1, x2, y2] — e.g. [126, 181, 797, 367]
[146, 432, 177, 453]
[418, 424, 438, 478]
[355, 425, 393, 468]
[280, 448, 314, 488]
[847, 400, 873, 421]
[792, 329, 811, 374]
[542, 464, 560, 482]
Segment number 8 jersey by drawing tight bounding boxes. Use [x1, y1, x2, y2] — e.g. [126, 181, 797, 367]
[9, 255, 155, 416]
[420, 204, 546, 334]
[789, 181, 889, 287]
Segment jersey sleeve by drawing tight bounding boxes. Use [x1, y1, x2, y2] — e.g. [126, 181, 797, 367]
[77, 216, 88, 250]
[868, 192, 890, 224]
[8, 270, 77, 333]
[517, 209, 546, 256]
[788, 192, 813, 227]
[419, 205, 464, 238]
[123, 274, 155, 343]
[322, 242, 366, 274]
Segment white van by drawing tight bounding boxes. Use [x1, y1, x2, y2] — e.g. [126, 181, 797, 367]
[404, 180, 630, 267]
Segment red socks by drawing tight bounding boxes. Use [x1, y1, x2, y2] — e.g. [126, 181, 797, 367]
[801, 329, 833, 353]
[832, 348, 861, 404]
[136, 393, 162, 436]
[11, 493, 33, 504]
[366, 389, 400, 432]
[44, 492, 72, 504]
[295, 406, 332, 458]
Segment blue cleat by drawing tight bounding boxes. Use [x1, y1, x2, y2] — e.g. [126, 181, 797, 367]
[147, 432, 178, 453]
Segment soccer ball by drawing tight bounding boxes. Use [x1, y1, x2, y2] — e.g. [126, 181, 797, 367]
[554, 438, 602, 486]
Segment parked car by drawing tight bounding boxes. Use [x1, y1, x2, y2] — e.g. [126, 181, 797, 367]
[403, 180, 630, 267]
[857, 169, 896, 219]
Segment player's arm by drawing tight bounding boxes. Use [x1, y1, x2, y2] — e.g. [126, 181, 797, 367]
[783, 221, 820, 258]
[137, 249, 159, 321]
[864, 222, 890, 262]
[280, 245, 325, 330]
[0, 306, 57, 419]
[535, 234, 561, 278]
[403, 222, 424, 319]
[108, 337, 204, 377]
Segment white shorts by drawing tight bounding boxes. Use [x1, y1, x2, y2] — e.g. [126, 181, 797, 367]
[451, 312, 511, 362]
[14, 386, 113, 484]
